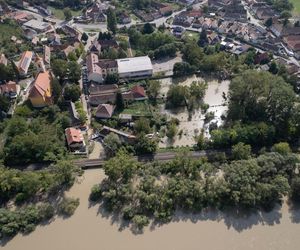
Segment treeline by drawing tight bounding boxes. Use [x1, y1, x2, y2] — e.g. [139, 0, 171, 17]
[127, 26, 177, 59]
[91, 147, 300, 229]
[209, 70, 300, 149]
[0, 160, 80, 238]
[0, 105, 72, 166]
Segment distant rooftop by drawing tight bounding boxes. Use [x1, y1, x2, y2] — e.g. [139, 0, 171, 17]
[116, 56, 152, 74]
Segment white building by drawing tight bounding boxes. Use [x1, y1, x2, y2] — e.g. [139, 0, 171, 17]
[117, 56, 153, 79]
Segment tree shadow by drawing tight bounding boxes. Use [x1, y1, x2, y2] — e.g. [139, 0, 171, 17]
[287, 199, 300, 223]
[94, 201, 286, 235]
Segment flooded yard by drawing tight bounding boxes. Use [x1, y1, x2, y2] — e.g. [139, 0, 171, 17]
[159, 75, 230, 147]
[3, 169, 300, 250]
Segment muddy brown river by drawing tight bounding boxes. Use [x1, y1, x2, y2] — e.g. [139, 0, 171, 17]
[2, 169, 300, 250]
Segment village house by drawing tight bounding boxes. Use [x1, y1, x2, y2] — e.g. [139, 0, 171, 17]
[86, 53, 118, 83]
[122, 85, 147, 102]
[28, 70, 52, 108]
[95, 104, 115, 119]
[65, 127, 86, 152]
[99, 39, 119, 52]
[173, 13, 193, 27]
[88, 84, 118, 106]
[15, 51, 33, 77]
[22, 19, 53, 33]
[0, 81, 20, 99]
[118, 12, 131, 24]
[10, 11, 34, 24]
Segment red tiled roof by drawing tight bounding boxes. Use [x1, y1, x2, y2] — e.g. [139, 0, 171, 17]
[65, 127, 84, 145]
[0, 81, 18, 94]
[131, 85, 146, 98]
[95, 104, 115, 118]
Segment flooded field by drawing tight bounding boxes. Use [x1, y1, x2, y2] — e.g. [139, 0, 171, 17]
[3, 169, 300, 250]
[159, 75, 229, 147]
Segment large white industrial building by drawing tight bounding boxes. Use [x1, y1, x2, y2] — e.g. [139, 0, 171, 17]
[116, 56, 153, 79]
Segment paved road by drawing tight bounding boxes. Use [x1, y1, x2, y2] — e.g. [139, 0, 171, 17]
[75, 149, 226, 168]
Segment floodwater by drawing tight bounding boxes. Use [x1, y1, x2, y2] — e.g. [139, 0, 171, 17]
[160, 75, 229, 147]
[3, 169, 300, 250]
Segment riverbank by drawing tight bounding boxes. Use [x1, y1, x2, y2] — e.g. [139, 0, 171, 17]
[2, 168, 300, 250]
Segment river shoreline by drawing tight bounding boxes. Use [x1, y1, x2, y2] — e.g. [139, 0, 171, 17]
[2, 168, 300, 250]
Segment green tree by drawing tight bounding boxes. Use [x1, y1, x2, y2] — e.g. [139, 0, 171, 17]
[134, 133, 157, 155]
[0, 95, 10, 113]
[51, 78, 62, 104]
[52, 59, 68, 82]
[232, 142, 252, 160]
[147, 80, 161, 102]
[198, 29, 209, 47]
[107, 7, 117, 34]
[166, 85, 189, 108]
[105, 73, 119, 84]
[115, 91, 124, 111]
[64, 84, 81, 102]
[63, 8, 73, 21]
[68, 61, 81, 83]
[103, 133, 122, 158]
[272, 142, 291, 155]
[134, 118, 151, 134]
[142, 23, 154, 34]
[265, 17, 273, 27]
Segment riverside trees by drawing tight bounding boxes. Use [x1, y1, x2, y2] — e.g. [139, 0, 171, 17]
[93, 148, 300, 229]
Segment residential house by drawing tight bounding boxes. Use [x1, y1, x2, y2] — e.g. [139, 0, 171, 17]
[159, 5, 173, 16]
[84, 1, 107, 23]
[15, 51, 33, 77]
[173, 26, 185, 38]
[283, 35, 300, 59]
[98, 39, 119, 52]
[89, 39, 101, 53]
[65, 127, 86, 151]
[22, 19, 52, 33]
[0, 81, 20, 99]
[173, 13, 193, 27]
[28, 70, 52, 108]
[122, 85, 147, 102]
[88, 84, 119, 106]
[95, 104, 115, 119]
[23, 28, 38, 40]
[270, 22, 284, 37]
[10, 11, 34, 24]
[86, 53, 118, 83]
[118, 12, 131, 24]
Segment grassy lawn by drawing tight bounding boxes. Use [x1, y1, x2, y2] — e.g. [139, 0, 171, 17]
[290, 0, 300, 16]
[49, 6, 82, 20]
[0, 21, 25, 55]
[183, 31, 200, 42]
[122, 101, 152, 116]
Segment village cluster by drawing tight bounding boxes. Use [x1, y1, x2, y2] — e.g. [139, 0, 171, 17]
[0, 0, 300, 157]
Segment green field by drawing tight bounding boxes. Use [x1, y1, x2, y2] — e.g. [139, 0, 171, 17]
[290, 0, 300, 16]
[49, 7, 82, 20]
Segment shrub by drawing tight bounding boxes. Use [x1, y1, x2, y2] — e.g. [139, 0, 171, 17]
[58, 197, 80, 217]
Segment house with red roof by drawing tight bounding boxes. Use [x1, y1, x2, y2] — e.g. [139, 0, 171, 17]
[15, 51, 33, 77]
[65, 127, 86, 151]
[28, 70, 52, 108]
[95, 104, 115, 119]
[0, 81, 20, 99]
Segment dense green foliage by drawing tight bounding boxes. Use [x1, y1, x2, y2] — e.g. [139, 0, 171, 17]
[0, 159, 79, 239]
[128, 28, 176, 59]
[94, 149, 300, 229]
[2, 111, 68, 165]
